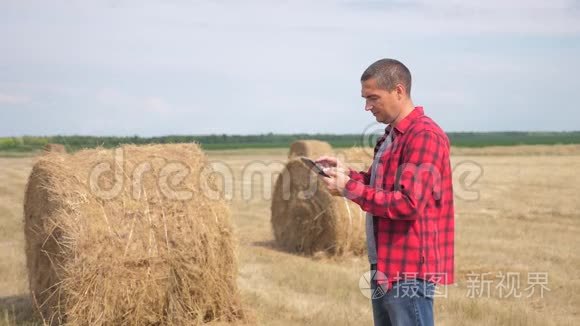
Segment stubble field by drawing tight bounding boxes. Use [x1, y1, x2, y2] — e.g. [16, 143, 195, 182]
[1, 146, 579, 325]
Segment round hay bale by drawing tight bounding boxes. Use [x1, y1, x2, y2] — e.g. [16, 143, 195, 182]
[335, 147, 374, 172]
[271, 150, 370, 256]
[43, 143, 66, 154]
[288, 140, 333, 159]
[24, 144, 245, 325]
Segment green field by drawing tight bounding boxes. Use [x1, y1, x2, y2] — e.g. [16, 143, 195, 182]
[1, 132, 580, 153]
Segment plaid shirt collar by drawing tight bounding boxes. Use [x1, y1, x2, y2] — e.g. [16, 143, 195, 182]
[388, 106, 425, 135]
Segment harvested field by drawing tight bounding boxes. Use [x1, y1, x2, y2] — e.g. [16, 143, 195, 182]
[0, 145, 579, 325]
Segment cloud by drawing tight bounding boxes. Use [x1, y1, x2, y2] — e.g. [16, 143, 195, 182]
[340, 0, 580, 35]
[0, 82, 84, 97]
[143, 97, 170, 114]
[0, 1, 579, 135]
[96, 88, 130, 108]
[96, 88, 172, 114]
[0, 93, 30, 105]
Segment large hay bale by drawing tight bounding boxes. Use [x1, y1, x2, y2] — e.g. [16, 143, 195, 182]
[335, 147, 374, 171]
[43, 143, 66, 154]
[24, 144, 245, 325]
[271, 148, 372, 256]
[288, 140, 333, 159]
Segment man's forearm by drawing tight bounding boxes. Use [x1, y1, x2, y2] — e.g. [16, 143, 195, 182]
[348, 168, 370, 185]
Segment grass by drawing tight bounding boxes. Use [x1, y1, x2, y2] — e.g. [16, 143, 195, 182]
[2, 131, 580, 153]
[0, 147, 578, 325]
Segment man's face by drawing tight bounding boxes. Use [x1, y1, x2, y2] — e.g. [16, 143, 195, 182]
[361, 78, 401, 124]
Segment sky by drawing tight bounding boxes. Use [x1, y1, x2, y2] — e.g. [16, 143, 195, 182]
[1, 0, 579, 136]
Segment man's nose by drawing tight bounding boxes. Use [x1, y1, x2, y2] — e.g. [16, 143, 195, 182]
[365, 102, 373, 111]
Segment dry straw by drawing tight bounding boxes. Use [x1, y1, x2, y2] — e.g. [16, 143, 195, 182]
[287, 140, 333, 159]
[271, 147, 371, 256]
[24, 143, 246, 325]
[42, 144, 66, 154]
[450, 144, 580, 156]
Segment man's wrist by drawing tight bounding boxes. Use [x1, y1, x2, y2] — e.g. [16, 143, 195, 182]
[341, 178, 354, 198]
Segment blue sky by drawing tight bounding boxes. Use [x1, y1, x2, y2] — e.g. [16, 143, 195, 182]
[1, 0, 579, 136]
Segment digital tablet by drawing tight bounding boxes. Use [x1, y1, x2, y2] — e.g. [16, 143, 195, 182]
[300, 157, 330, 178]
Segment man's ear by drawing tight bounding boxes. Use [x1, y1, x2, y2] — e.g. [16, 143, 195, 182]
[396, 84, 406, 100]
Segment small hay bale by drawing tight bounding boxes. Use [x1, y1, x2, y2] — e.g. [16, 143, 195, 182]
[288, 140, 333, 159]
[24, 144, 245, 325]
[335, 147, 374, 171]
[271, 148, 372, 256]
[43, 143, 66, 154]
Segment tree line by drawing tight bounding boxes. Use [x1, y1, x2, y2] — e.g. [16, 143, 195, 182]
[1, 132, 579, 152]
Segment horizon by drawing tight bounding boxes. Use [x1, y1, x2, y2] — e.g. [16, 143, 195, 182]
[3, 130, 580, 138]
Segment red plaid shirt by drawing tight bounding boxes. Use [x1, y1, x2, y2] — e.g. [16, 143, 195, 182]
[344, 106, 455, 289]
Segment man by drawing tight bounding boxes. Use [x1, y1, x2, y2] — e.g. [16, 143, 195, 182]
[316, 59, 454, 326]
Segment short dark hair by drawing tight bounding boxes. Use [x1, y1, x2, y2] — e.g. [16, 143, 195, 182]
[361, 59, 412, 96]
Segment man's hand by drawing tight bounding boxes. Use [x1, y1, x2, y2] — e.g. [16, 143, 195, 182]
[315, 156, 344, 170]
[320, 167, 350, 196]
